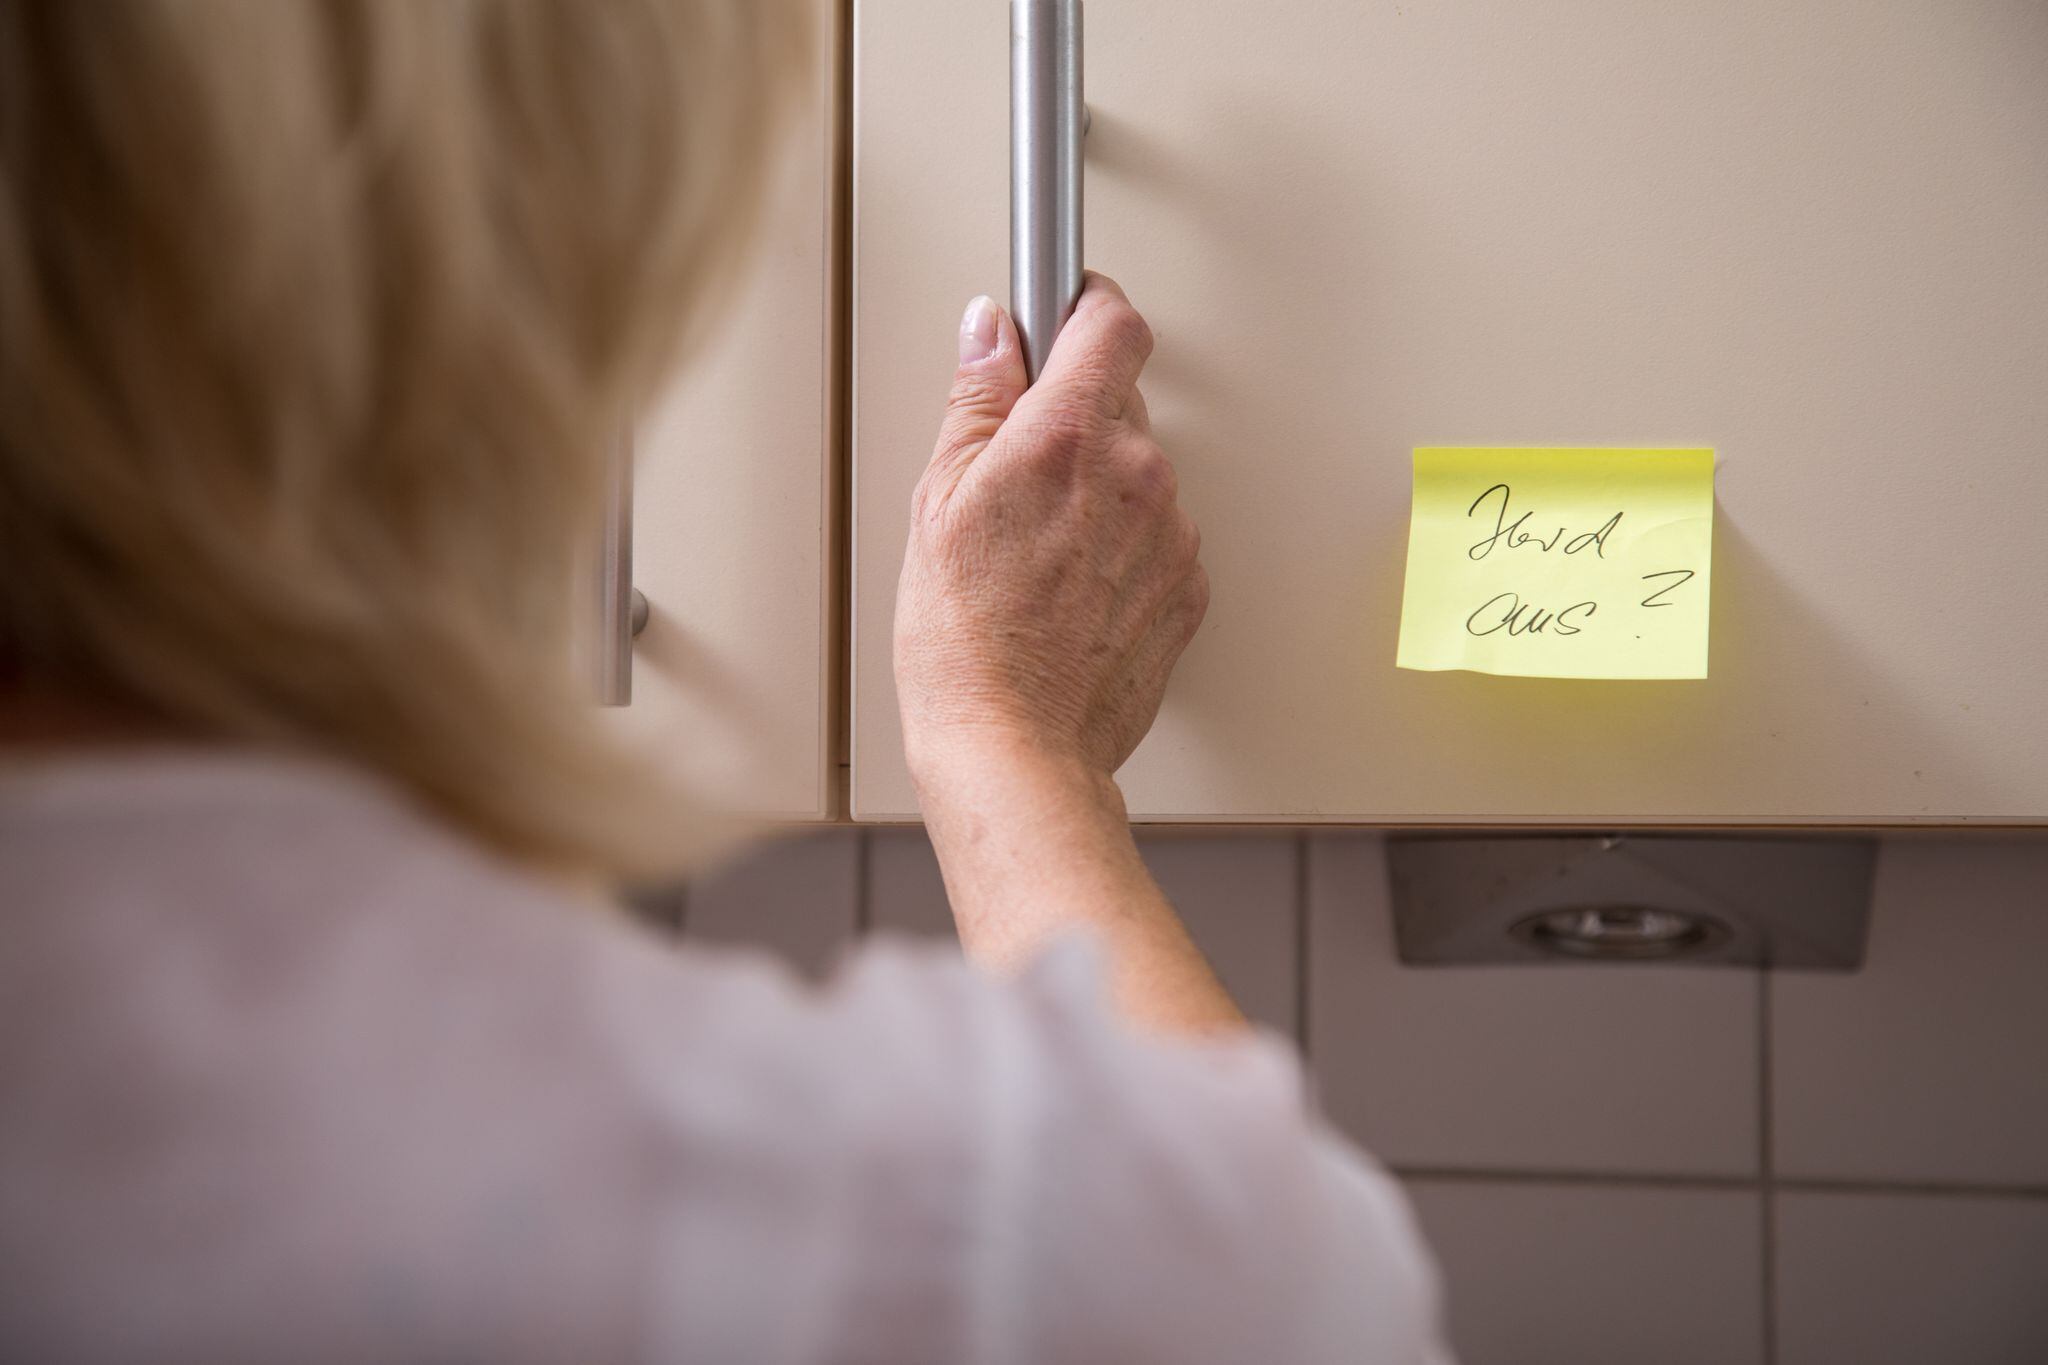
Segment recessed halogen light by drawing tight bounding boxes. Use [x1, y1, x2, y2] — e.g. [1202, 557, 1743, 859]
[1510, 905, 1730, 961]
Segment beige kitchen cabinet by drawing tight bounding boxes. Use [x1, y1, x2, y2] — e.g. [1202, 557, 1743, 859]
[850, 0, 2048, 824]
[613, 0, 842, 820]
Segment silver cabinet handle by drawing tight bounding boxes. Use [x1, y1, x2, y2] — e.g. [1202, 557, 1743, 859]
[594, 433, 648, 708]
[1012, 0, 1084, 383]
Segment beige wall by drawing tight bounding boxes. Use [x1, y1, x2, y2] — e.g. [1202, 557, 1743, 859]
[644, 829, 2048, 1364]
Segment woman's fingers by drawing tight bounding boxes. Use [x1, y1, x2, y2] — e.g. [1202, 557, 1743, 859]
[1027, 272, 1155, 421]
[920, 297, 1031, 511]
[1121, 385, 1151, 435]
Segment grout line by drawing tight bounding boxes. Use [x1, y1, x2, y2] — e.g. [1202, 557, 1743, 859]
[852, 828, 872, 937]
[1759, 969, 1779, 1365]
[1392, 1166, 1759, 1191]
[1294, 831, 1312, 1059]
[1772, 1177, 2048, 1202]
[1390, 1163, 2048, 1202]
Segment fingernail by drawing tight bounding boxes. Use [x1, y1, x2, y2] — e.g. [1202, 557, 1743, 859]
[958, 296, 999, 366]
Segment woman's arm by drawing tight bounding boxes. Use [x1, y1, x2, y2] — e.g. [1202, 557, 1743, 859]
[914, 740, 1241, 1035]
[894, 277, 1240, 1036]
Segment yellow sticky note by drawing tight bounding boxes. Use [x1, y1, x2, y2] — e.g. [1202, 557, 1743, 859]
[1396, 447, 1715, 679]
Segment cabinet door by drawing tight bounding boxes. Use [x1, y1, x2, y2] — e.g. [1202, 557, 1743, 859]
[618, 1, 840, 821]
[852, 0, 2048, 825]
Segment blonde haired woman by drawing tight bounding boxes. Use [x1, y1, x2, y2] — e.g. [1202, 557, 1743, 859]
[0, 3, 1450, 1360]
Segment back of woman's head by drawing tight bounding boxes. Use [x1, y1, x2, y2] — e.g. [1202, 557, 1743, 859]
[0, 0, 806, 877]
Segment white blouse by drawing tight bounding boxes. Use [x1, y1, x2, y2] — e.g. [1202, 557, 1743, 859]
[0, 752, 1453, 1363]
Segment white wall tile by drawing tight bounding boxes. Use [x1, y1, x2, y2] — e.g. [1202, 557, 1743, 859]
[1136, 833, 1301, 1038]
[865, 828, 955, 941]
[684, 828, 860, 979]
[1408, 1180, 1763, 1365]
[1776, 1191, 2048, 1365]
[1309, 834, 1760, 1176]
[1772, 839, 2048, 1187]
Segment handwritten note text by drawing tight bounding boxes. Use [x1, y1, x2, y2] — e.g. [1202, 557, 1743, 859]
[1395, 447, 1715, 679]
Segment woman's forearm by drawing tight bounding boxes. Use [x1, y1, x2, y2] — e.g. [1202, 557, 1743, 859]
[914, 741, 1245, 1037]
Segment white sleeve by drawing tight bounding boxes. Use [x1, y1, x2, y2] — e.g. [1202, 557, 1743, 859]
[978, 939, 1457, 1365]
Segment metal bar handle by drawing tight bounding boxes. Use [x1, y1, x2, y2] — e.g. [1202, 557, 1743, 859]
[1012, 0, 1084, 384]
[594, 434, 648, 708]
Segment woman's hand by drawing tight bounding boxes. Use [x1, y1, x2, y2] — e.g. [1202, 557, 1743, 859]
[892, 275, 1236, 1034]
[894, 274, 1208, 786]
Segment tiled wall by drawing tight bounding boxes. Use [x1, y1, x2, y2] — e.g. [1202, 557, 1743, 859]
[637, 831, 2048, 1364]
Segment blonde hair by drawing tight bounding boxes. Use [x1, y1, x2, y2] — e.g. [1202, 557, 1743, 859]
[0, 0, 806, 879]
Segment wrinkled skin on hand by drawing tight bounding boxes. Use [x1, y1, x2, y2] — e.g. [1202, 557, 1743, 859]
[895, 274, 1209, 782]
